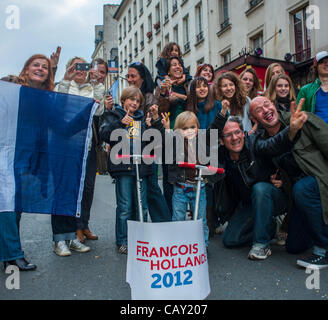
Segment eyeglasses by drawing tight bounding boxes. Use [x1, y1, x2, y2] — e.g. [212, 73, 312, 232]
[222, 129, 242, 139]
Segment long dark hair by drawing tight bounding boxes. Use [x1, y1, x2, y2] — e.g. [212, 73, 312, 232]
[240, 67, 262, 99]
[159, 42, 182, 60]
[187, 77, 215, 114]
[129, 62, 155, 95]
[213, 71, 247, 116]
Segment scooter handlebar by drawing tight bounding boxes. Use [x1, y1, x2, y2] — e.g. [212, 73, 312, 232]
[116, 154, 157, 159]
[178, 162, 224, 174]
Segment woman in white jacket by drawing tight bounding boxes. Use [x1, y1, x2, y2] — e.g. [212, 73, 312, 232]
[52, 57, 105, 256]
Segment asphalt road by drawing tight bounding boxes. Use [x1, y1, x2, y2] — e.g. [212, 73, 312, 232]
[1, 175, 327, 300]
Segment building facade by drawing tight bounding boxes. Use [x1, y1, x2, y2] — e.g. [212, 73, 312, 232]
[92, 4, 119, 89]
[113, 0, 328, 91]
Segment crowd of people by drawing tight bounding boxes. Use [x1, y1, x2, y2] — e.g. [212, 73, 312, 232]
[0, 42, 328, 273]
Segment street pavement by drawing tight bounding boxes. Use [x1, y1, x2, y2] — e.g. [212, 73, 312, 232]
[1, 175, 327, 300]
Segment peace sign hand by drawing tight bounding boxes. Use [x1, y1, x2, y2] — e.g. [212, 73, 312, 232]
[289, 98, 307, 141]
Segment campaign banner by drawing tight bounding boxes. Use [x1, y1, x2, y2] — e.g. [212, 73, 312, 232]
[126, 219, 210, 300]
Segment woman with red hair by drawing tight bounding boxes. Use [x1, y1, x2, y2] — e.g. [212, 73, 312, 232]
[1, 54, 54, 271]
[195, 64, 215, 86]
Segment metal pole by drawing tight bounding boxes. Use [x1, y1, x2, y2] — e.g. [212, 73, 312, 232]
[135, 156, 144, 223]
[193, 168, 203, 221]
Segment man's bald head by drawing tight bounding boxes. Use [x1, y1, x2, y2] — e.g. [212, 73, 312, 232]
[249, 96, 280, 130]
[249, 96, 272, 117]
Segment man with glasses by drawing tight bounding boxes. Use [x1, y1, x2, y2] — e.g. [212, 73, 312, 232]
[250, 96, 328, 269]
[209, 100, 304, 260]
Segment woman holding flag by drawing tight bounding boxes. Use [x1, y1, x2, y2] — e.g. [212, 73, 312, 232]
[0, 54, 54, 271]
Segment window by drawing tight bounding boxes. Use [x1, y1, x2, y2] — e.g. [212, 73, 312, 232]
[183, 15, 190, 52]
[249, 0, 263, 9]
[124, 45, 127, 67]
[133, 0, 137, 23]
[172, 0, 178, 14]
[123, 17, 127, 38]
[157, 42, 162, 58]
[197, 57, 204, 65]
[164, 0, 169, 22]
[129, 39, 132, 62]
[149, 50, 154, 77]
[173, 24, 179, 43]
[147, 14, 153, 39]
[221, 50, 231, 65]
[134, 32, 138, 56]
[128, 9, 132, 31]
[140, 24, 145, 48]
[195, 3, 203, 42]
[251, 32, 263, 54]
[165, 33, 170, 44]
[293, 7, 311, 62]
[139, 0, 144, 15]
[119, 24, 122, 43]
[155, 3, 161, 31]
[220, 0, 230, 29]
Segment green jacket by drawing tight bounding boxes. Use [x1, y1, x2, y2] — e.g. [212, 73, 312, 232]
[297, 78, 321, 113]
[280, 110, 328, 224]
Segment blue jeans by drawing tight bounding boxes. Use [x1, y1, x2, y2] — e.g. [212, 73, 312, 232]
[293, 176, 328, 257]
[146, 164, 171, 222]
[223, 182, 288, 248]
[115, 175, 148, 246]
[172, 184, 209, 247]
[0, 212, 24, 262]
[162, 164, 173, 216]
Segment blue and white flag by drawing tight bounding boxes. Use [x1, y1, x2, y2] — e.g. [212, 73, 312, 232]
[0, 80, 98, 217]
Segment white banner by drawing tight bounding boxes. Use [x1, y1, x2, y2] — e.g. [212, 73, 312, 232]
[126, 219, 210, 300]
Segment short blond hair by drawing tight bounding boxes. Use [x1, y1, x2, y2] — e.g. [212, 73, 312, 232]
[174, 111, 200, 131]
[120, 86, 144, 107]
[66, 56, 87, 69]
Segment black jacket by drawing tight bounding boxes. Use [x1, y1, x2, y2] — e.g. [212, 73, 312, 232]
[99, 106, 153, 178]
[209, 112, 295, 214]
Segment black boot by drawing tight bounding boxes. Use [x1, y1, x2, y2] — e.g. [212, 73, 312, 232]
[3, 257, 37, 271]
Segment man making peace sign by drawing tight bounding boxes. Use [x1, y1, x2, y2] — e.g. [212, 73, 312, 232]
[250, 96, 328, 270]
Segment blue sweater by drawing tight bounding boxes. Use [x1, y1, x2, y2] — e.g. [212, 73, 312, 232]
[197, 99, 222, 129]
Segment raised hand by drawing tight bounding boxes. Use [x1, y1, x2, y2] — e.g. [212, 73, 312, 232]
[289, 98, 307, 140]
[161, 112, 170, 130]
[149, 104, 159, 120]
[220, 99, 230, 116]
[64, 62, 77, 81]
[146, 112, 152, 127]
[121, 110, 134, 126]
[105, 94, 114, 110]
[50, 46, 61, 68]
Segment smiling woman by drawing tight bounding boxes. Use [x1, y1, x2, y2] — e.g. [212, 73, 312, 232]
[0, 53, 55, 272]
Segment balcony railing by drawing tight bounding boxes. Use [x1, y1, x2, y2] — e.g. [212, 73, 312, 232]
[220, 18, 230, 30]
[184, 42, 190, 52]
[249, 0, 263, 9]
[172, 3, 178, 14]
[196, 31, 204, 43]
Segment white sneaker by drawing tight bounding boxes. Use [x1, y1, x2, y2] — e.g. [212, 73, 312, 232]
[215, 221, 228, 234]
[54, 241, 72, 257]
[68, 239, 90, 253]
